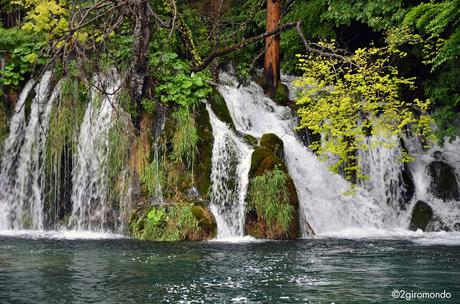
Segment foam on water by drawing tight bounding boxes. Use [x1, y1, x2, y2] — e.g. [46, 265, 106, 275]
[0, 229, 125, 240]
[317, 227, 460, 245]
[208, 235, 263, 243]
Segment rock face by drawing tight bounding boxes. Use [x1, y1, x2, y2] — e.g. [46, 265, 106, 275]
[409, 201, 433, 231]
[245, 133, 299, 239]
[129, 202, 217, 241]
[194, 104, 213, 198]
[427, 161, 460, 201]
[398, 163, 415, 210]
[208, 88, 234, 128]
[260, 133, 284, 160]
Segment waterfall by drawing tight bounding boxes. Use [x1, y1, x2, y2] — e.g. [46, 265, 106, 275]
[207, 105, 253, 238]
[68, 74, 121, 231]
[0, 72, 56, 229]
[217, 72, 460, 236]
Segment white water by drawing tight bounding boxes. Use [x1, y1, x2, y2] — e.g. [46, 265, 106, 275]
[216, 72, 460, 237]
[69, 74, 121, 231]
[1, 70, 459, 243]
[0, 72, 56, 229]
[207, 105, 253, 238]
[0, 229, 125, 240]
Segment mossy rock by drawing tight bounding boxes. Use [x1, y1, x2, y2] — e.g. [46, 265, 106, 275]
[193, 103, 213, 199]
[273, 83, 291, 106]
[246, 147, 299, 239]
[129, 202, 216, 241]
[260, 133, 284, 159]
[242, 134, 258, 147]
[249, 147, 287, 177]
[208, 87, 234, 128]
[191, 202, 217, 239]
[409, 201, 433, 231]
[0, 101, 8, 145]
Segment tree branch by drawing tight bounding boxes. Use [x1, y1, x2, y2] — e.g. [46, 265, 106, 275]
[295, 21, 358, 67]
[192, 21, 298, 72]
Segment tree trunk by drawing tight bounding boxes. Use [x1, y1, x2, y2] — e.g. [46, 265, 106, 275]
[130, 0, 151, 108]
[264, 0, 281, 96]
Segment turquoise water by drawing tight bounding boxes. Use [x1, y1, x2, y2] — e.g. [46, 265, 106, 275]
[0, 232, 459, 303]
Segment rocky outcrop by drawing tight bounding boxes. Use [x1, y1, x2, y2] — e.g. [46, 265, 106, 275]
[409, 201, 433, 231]
[208, 87, 234, 128]
[260, 133, 284, 160]
[427, 161, 460, 201]
[398, 163, 415, 210]
[245, 133, 300, 239]
[129, 202, 217, 241]
[194, 103, 213, 198]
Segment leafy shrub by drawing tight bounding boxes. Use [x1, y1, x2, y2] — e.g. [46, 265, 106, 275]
[131, 204, 202, 241]
[150, 51, 211, 108]
[294, 42, 434, 180]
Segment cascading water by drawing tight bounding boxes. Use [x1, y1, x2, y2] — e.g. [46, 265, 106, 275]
[69, 74, 121, 231]
[217, 72, 460, 236]
[207, 105, 253, 238]
[0, 71, 56, 229]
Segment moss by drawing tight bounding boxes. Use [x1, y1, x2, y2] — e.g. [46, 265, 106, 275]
[129, 202, 216, 241]
[193, 103, 213, 198]
[246, 147, 299, 239]
[247, 168, 294, 238]
[107, 112, 134, 202]
[208, 87, 234, 127]
[249, 147, 287, 177]
[0, 101, 7, 145]
[273, 83, 291, 106]
[171, 108, 198, 166]
[260, 133, 284, 159]
[243, 134, 258, 147]
[130, 115, 153, 197]
[191, 202, 217, 238]
[44, 77, 87, 224]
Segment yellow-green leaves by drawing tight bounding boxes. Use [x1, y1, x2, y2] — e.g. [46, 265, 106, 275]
[294, 43, 434, 181]
[19, 0, 69, 39]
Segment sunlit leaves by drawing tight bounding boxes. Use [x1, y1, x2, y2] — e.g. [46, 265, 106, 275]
[294, 44, 434, 180]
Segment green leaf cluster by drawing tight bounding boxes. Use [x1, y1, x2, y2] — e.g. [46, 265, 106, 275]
[130, 204, 201, 241]
[150, 51, 211, 108]
[294, 43, 434, 180]
[0, 27, 44, 88]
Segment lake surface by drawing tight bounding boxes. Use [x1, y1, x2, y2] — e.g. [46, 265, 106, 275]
[0, 231, 459, 303]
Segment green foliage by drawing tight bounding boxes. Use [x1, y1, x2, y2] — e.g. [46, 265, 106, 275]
[141, 98, 156, 115]
[294, 42, 434, 180]
[140, 158, 165, 197]
[0, 102, 7, 146]
[0, 27, 44, 88]
[46, 72, 87, 169]
[171, 107, 198, 167]
[19, 0, 69, 40]
[150, 51, 211, 108]
[425, 61, 460, 141]
[107, 116, 132, 200]
[403, 0, 460, 68]
[131, 204, 201, 241]
[322, 0, 408, 31]
[248, 167, 293, 233]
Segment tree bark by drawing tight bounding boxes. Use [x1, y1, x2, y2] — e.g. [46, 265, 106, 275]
[264, 0, 281, 95]
[129, 0, 151, 107]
